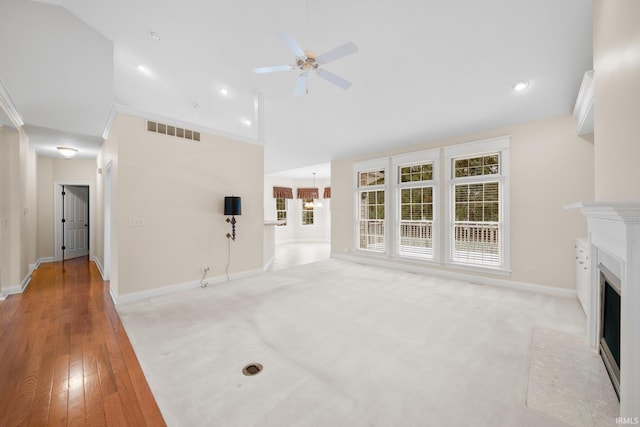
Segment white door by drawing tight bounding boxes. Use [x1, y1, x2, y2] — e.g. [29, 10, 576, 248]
[63, 185, 89, 260]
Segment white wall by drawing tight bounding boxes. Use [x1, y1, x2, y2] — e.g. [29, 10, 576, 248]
[332, 114, 593, 290]
[97, 113, 264, 299]
[264, 175, 331, 244]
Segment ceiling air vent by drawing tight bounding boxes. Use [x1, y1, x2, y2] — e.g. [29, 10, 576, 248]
[146, 120, 200, 141]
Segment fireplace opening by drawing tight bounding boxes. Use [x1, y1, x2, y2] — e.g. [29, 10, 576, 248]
[599, 265, 621, 399]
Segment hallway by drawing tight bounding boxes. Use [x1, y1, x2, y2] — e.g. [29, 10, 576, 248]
[0, 257, 165, 426]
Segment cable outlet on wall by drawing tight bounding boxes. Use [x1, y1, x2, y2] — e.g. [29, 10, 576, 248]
[202, 265, 210, 274]
[526, 267, 534, 276]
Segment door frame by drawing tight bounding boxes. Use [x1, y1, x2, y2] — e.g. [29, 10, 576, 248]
[54, 181, 91, 261]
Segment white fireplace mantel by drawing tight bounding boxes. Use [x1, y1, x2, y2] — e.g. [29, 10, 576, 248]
[564, 201, 640, 418]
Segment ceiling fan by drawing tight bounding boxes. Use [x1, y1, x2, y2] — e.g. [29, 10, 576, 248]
[253, 31, 358, 96]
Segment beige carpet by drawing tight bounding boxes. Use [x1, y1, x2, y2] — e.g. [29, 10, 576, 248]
[119, 258, 617, 426]
[527, 328, 619, 426]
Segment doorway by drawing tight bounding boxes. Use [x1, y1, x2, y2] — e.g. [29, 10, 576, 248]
[54, 183, 90, 261]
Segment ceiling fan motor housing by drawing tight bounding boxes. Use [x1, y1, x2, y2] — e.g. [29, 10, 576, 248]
[297, 52, 319, 71]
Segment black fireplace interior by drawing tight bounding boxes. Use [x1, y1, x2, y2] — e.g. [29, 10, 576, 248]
[600, 272, 621, 398]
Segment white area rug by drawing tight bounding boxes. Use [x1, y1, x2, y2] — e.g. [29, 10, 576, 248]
[527, 328, 619, 426]
[119, 259, 613, 426]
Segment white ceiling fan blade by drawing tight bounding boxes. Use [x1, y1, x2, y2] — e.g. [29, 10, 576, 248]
[253, 65, 295, 74]
[317, 42, 358, 65]
[316, 69, 352, 90]
[278, 31, 306, 58]
[294, 73, 308, 96]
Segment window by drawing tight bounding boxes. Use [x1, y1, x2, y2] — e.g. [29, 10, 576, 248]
[397, 162, 435, 258]
[444, 137, 510, 271]
[354, 159, 387, 253]
[301, 199, 314, 225]
[275, 197, 287, 224]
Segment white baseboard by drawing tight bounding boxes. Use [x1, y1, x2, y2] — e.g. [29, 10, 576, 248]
[91, 256, 106, 280]
[115, 267, 266, 306]
[5, 283, 23, 295]
[263, 256, 275, 271]
[275, 239, 330, 245]
[0, 293, 5, 301]
[109, 288, 117, 306]
[331, 252, 577, 299]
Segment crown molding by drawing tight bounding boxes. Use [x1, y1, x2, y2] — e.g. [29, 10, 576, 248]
[0, 79, 24, 127]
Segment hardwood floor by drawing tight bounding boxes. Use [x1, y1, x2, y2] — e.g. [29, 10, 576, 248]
[0, 257, 165, 426]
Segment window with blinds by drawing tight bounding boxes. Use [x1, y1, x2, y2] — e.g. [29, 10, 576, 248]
[356, 167, 386, 253]
[398, 163, 434, 258]
[448, 150, 505, 267]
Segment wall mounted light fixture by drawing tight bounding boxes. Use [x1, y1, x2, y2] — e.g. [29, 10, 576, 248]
[224, 196, 242, 240]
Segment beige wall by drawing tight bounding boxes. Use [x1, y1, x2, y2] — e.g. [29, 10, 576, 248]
[35, 157, 98, 259]
[97, 113, 264, 298]
[593, 0, 640, 201]
[332, 114, 594, 290]
[0, 126, 37, 293]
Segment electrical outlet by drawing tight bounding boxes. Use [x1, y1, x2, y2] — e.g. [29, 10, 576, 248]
[526, 267, 534, 276]
[202, 265, 210, 274]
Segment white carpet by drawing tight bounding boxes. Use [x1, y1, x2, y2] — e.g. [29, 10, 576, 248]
[118, 258, 616, 426]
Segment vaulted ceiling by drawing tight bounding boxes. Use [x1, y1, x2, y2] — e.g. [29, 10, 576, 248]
[0, 0, 592, 173]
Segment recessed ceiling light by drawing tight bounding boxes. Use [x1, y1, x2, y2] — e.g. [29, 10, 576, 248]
[137, 65, 152, 76]
[513, 80, 530, 92]
[242, 118, 252, 127]
[219, 87, 229, 97]
[150, 31, 160, 41]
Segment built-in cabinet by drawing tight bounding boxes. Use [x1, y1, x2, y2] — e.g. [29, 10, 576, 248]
[575, 238, 590, 314]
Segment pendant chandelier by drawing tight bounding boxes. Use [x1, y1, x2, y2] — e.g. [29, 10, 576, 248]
[304, 173, 323, 208]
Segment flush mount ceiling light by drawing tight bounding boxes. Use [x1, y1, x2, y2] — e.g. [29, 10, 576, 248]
[219, 87, 229, 97]
[513, 80, 530, 92]
[57, 147, 78, 158]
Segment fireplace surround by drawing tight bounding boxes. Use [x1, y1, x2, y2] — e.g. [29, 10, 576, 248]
[565, 202, 640, 418]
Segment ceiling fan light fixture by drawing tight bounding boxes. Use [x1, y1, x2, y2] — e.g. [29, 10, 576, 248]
[57, 147, 78, 158]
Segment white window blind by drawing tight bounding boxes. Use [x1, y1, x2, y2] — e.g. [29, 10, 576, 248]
[444, 136, 510, 271]
[397, 163, 434, 258]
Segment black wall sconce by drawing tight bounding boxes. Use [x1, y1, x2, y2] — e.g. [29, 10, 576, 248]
[224, 196, 242, 240]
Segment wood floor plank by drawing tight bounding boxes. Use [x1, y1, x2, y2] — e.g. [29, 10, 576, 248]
[0, 257, 165, 426]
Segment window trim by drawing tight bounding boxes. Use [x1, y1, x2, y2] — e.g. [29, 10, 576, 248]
[353, 158, 389, 255]
[390, 149, 440, 261]
[443, 136, 511, 273]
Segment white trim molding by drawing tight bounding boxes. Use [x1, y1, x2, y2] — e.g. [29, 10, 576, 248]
[114, 267, 267, 306]
[331, 252, 575, 298]
[91, 255, 106, 280]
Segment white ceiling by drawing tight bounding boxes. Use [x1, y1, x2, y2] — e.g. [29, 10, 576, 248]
[1, 0, 592, 175]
